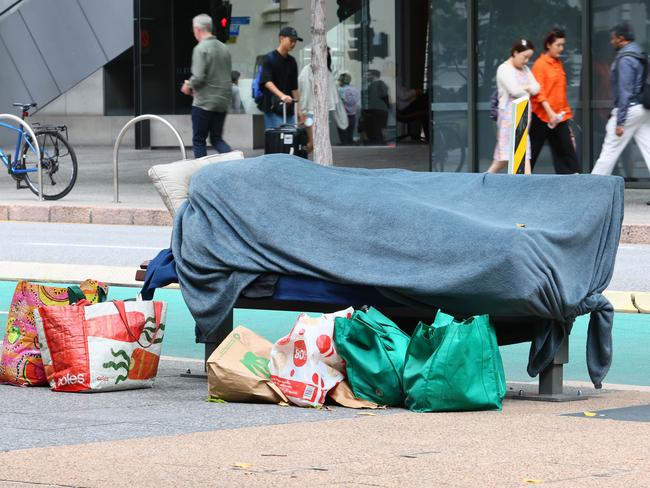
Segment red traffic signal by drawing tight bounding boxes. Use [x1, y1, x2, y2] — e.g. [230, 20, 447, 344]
[212, 1, 232, 43]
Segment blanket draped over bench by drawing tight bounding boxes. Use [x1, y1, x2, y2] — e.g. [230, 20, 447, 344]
[171, 154, 624, 388]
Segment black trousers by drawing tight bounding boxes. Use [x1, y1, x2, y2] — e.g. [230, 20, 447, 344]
[338, 114, 356, 145]
[529, 114, 580, 174]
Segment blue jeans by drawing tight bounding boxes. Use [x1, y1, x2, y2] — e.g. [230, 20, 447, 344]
[191, 106, 231, 158]
[263, 111, 295, 129]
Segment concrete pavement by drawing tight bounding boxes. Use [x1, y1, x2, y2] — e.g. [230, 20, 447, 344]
[2, 360, 650, 487]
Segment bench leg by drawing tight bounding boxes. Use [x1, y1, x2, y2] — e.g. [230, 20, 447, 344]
[180, 311, 234, 379]
[539, 334, 568, 396]
[508, 334, 588, 402]
[203, 311, 234, 369]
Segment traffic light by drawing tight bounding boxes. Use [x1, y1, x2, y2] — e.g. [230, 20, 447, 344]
[347, 25, 374, 62]
[347, 26, 362, 61]
[212, 1, 232, 43]
[337, 0, 362, 23]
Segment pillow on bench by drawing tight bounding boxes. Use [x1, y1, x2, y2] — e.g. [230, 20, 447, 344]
[149, 151, 245, 217]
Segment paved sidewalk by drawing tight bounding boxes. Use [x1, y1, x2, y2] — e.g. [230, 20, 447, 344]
[1, 145, 649, 243]
[2, 357, 650, 487]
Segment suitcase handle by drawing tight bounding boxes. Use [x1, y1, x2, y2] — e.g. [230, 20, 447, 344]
[279, 99, 297, 125]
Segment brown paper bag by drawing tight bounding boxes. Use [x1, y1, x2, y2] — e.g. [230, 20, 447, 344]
[207, 326, 288, 403]
[328, 380, 380, 409]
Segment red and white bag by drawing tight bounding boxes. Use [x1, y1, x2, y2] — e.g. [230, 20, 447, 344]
[35, 300, 166, 392]
[269, 308, 353, 407]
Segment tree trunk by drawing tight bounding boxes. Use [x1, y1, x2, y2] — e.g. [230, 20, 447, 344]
[310, 0, 333, 165]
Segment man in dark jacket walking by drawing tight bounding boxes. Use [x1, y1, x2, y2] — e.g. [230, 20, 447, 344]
[181, 13, 232, 158]
[592, 22, 650, 175]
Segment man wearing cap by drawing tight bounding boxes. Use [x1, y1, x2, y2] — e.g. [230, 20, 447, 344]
[259, 26, 304, 128]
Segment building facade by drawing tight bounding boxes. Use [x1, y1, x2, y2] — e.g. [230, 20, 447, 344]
[2, 0, 649, 185]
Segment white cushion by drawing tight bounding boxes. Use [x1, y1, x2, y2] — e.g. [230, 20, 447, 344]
[148, 151, 245, 217]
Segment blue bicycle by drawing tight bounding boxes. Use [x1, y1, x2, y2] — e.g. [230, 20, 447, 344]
[1, 102, 78, 200]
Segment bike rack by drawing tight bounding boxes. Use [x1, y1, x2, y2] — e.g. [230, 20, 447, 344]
[113, 114, 187, 203]
[0, 114, 41, 201]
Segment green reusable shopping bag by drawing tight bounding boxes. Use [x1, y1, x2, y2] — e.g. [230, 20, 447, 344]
[334, 307, 411, 406]
[403, 311, 506, 412]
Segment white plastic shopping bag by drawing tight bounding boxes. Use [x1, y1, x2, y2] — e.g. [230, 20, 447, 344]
[269, 307, 353, 407]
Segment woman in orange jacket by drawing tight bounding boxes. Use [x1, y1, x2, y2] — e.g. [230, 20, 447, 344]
[530, 28, 581, 174]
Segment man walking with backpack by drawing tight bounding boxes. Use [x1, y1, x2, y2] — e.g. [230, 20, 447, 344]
[592, 22, 650, 175]
[181, 13, 232, 158]
[256, 26, 304, 129]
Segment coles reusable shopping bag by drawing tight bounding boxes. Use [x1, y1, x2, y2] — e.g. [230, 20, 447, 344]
[270, 308, 353, 407]
[333, 307, 410, 406]
[35, 299, 166, 392]
[0, 280, 108, 386]
[402, 311, 506, 412]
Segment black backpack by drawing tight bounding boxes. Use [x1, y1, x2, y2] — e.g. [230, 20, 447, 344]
[617, 51, 650, 109]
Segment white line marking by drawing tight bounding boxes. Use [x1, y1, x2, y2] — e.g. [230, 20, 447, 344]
[25, 243, 162, 250]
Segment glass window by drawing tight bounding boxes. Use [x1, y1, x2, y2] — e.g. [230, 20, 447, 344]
[430, 0, 468, 172]
[592, 1, 650, 180]
[476, 1, 582, 173]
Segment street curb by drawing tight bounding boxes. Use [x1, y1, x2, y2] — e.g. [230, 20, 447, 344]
[620, 223, 650, 245]
[1, 203, 649, 244]
[0, 203, 172, 227]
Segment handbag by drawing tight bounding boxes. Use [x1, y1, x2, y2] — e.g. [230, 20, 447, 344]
[0, 280, 108, 386]
[334, 307, 410, 406]
[403, 311, 506, 412]
[35, 299, 166, 392]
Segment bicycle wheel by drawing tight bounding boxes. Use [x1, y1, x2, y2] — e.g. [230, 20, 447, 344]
[22, 130, 78, 200]
[435, 125, 466, 172]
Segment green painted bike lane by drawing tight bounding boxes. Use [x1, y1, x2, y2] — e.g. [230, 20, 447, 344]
[0, 280, 648, 386]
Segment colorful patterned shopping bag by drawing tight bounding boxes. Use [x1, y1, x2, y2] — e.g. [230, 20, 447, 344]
[0, 280, 108, 386]
[35, 300, 166, 392]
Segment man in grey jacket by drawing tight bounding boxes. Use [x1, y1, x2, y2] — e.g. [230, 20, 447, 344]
[592, 22, 650, 175]
[181, 13, 232, 158]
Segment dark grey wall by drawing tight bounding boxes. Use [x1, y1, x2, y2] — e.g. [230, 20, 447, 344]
[0, 0, 132, 116]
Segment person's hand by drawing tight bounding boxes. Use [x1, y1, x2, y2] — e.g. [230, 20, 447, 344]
[280, 94, 293, 104]
[616, 126, 624, 137]
[297, 112, 306, 125]
[181, 80, 193, 96]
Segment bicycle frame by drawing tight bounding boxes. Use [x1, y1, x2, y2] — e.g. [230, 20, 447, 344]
[0, 113, 42, 200]
[0, 120, 39, 175]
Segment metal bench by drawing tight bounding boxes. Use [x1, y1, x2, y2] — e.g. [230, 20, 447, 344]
[136, 261, 583, 402]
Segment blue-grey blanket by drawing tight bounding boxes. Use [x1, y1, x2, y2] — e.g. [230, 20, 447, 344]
[172, 154, 624, 387]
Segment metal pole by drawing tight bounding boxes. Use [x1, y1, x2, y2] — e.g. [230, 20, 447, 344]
[581, 0, 592, 173]
[467, 0, 477, 172]
[112, 114, 187, 203]
[0, 114, 41, 200]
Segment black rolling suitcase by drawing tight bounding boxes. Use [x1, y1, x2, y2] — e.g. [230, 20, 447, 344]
[264, 102, 308, 158]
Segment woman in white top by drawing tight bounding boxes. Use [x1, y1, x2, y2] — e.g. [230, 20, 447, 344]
[298, 47, 348, 153]
[487, 39, 540, 174]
